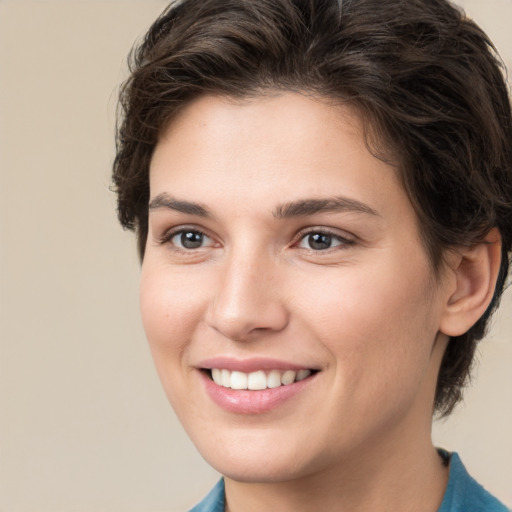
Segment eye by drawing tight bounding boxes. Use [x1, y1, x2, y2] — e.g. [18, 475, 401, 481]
[297, 231, 353, 251]
[169, 229, 214, 250]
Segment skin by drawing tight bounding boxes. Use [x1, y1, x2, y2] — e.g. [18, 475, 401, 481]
[140, 92, 498, 511]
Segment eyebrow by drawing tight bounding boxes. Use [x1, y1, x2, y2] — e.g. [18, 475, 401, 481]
[148, 193, 379, 219]
[273, 196, 380, 218]
[148, 193, 213, 218]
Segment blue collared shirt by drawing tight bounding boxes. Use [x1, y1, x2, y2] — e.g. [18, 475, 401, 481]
[438, 452, 509, 512]
[189, 478, 225, 512]
[188, 452, 509, 512]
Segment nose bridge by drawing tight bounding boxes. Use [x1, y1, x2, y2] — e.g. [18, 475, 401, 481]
[206, 243, 288, 341]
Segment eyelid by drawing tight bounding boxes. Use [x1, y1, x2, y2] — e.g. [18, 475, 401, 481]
[157, 225, 215, 247]
[293, 227, 356, 249]
[155, 224, 355, 251]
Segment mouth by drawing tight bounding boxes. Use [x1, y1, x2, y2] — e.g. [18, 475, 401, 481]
[197, 358, 320, 413]
[204, 368, 317, 391]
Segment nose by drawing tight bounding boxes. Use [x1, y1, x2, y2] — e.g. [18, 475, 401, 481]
[205, 250, 289, 342]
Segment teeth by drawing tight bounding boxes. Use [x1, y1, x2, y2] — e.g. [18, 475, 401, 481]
[281, 370, 296, 385]
[230, 371, 248, 390]
[247, 370, 267, 390]
[267, 369, 282, 389]
[209, 368, 313, 390]
[221, 369, 231, 387]
[296, 369, 311, 381]
[211, 368, 222, 386]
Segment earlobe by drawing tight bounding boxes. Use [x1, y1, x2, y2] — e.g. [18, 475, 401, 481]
[440, 228, 502, 337]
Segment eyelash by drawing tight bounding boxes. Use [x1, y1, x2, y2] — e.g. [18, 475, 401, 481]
[157, 226, 212, 249]
[294, 228, 355, 252]
[157, 226, 356, 252]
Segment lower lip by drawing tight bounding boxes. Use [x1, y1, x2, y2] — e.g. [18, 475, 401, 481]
[200, 371, 316, 414]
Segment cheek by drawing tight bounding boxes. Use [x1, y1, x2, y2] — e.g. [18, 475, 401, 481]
[299, 260, 434, 333]
[139, 264, 205, 364]
[139, 265, 209, 418]
[294, 259, 438, 388]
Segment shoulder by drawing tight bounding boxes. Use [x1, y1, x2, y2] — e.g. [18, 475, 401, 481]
[438, 452, 510, 512]
[188, 478, 225, 512]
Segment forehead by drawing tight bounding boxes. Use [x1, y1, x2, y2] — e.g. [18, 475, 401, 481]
[157, 92, 364, 158]
[149, 93, 420, 236]
[151, 93, 398, 192]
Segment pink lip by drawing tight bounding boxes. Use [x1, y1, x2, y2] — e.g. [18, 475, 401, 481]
[197, 357, 314, 373]
[198, 368, 318, 415]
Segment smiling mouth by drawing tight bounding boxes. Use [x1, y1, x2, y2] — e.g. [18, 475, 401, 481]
[206, 368, 316, 391]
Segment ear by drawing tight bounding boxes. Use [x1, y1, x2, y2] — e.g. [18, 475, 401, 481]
[440, 228, 502, 337]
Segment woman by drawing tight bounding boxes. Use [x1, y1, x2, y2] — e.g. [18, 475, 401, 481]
[113, 0, 512, 510]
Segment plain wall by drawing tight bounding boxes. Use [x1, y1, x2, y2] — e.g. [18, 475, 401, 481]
[0, 1, 510, 510]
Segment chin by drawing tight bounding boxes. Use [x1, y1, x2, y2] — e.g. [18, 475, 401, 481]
[189, 426, 329, 484]
[208, 455, 312, 484]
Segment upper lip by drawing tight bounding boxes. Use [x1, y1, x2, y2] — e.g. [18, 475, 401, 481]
[197, 357, 318, 373]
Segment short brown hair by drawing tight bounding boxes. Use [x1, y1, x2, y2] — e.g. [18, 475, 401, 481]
[113, 0, 512, 416]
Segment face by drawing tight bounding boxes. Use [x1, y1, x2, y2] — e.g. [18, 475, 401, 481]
[141, 93, 453, 483]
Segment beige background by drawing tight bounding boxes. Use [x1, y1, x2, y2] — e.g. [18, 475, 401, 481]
[0, 1, 510, 510]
